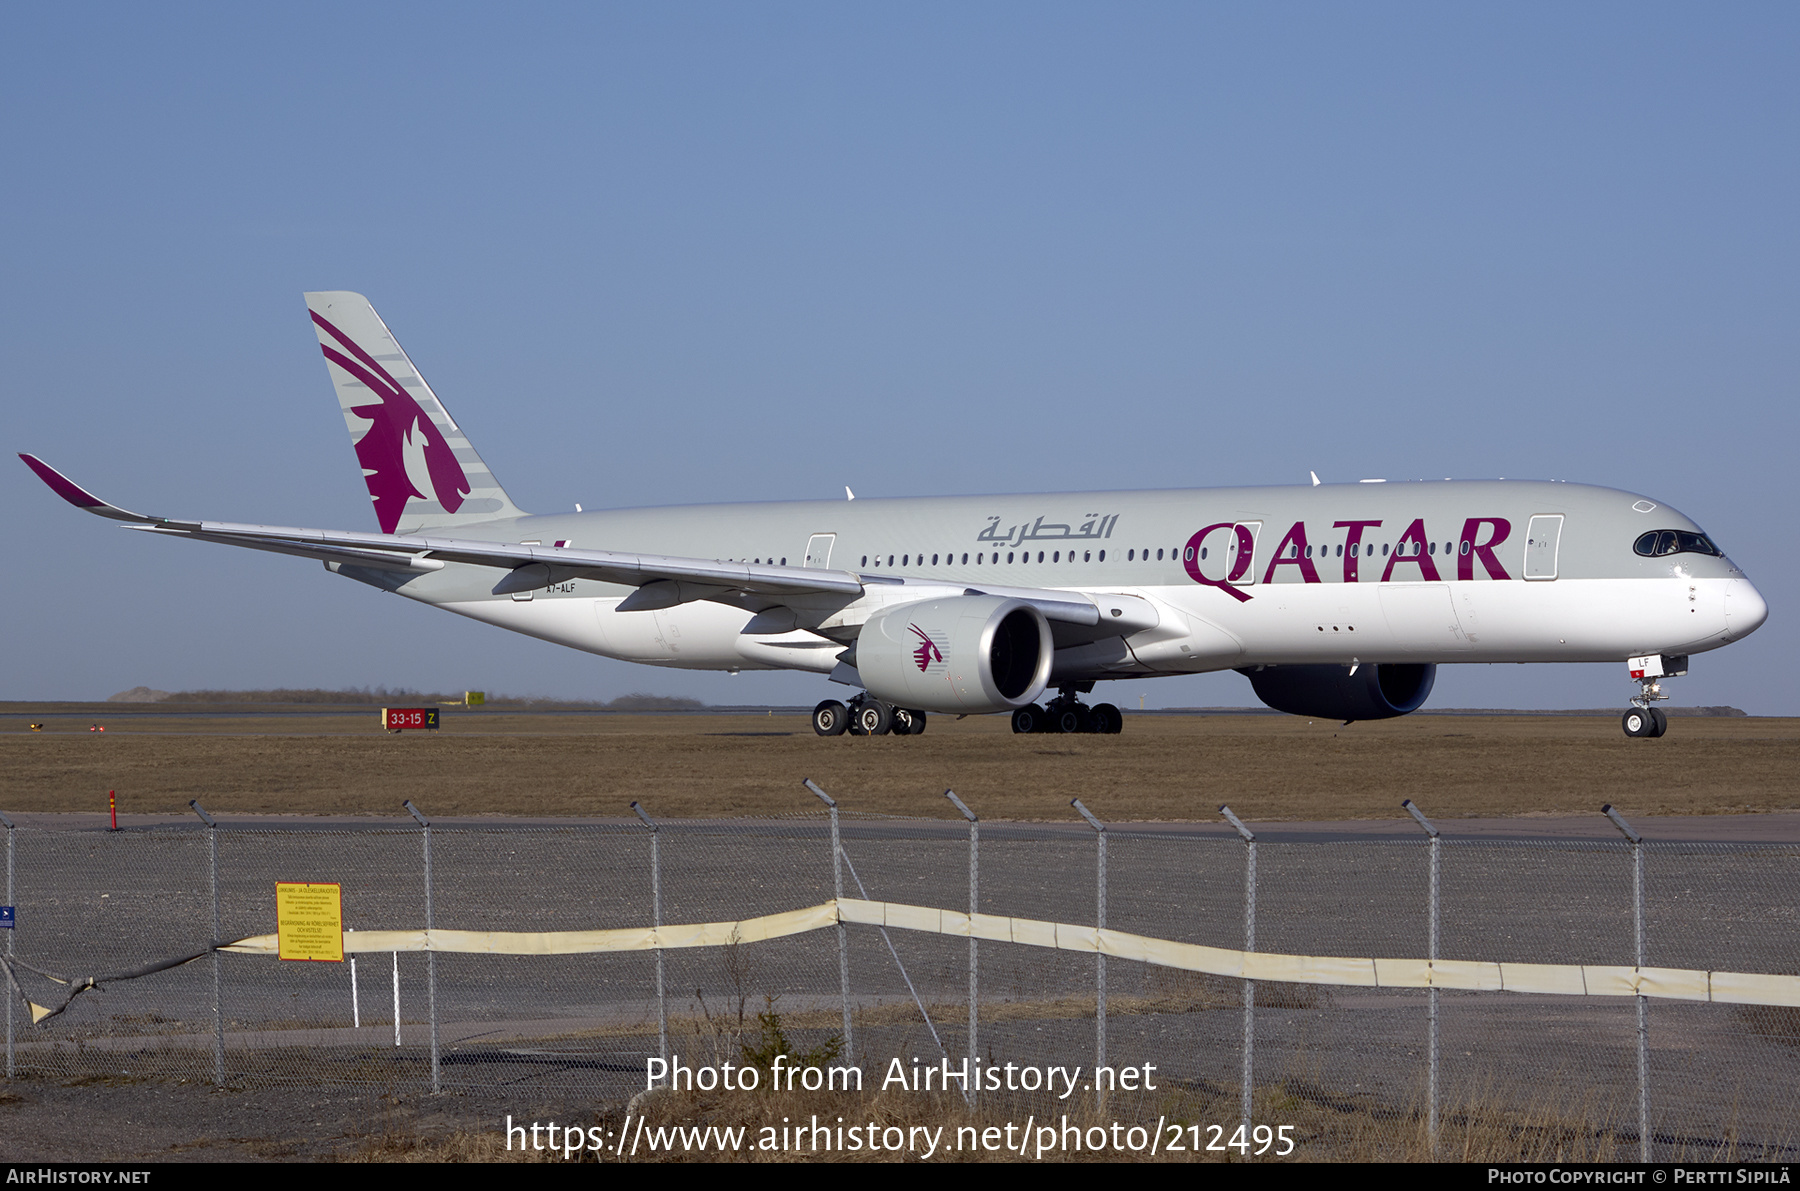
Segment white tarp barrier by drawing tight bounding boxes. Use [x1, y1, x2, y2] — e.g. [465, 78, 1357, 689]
[214, 896, 1800, 1009]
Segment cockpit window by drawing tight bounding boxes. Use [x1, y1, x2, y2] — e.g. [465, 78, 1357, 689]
[1633, 530, 1722, 558]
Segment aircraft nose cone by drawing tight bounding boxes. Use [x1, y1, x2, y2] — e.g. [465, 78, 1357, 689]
[1725, 578, 1769, 640]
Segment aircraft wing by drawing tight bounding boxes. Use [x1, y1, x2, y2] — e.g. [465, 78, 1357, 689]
[20, 453, 865, 604]
[23, 454, 1141, 633]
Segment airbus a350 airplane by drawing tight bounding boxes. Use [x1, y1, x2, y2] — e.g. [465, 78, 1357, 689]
[22, 292, 1768, 738]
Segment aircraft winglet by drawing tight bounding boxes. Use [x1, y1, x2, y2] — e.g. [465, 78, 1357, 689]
[18, 454, 156, 522]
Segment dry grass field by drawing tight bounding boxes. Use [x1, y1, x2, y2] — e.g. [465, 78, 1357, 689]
[2, 706, 1795, 821]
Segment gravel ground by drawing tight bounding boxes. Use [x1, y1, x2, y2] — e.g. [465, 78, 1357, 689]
[0, 1074, 596, 1161]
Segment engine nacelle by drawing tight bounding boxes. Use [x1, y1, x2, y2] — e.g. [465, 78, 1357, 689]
[856, 596, 1053, 714]
[1240, 663, 1436, 722]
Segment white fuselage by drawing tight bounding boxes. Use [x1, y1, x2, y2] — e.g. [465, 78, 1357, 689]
[385, 478, 1765, 687]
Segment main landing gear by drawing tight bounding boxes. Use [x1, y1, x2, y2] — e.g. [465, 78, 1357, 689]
[812, 694, 927, 737]
[1621, 653, 1686, 739]
[1011, 687, 1123, 735]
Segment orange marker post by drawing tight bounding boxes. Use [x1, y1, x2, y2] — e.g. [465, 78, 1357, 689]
[109, 789, 117, 831]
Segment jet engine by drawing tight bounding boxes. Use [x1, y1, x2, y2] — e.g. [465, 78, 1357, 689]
[1240, 663, 1437, 722]
[855, 596, 1053, 715]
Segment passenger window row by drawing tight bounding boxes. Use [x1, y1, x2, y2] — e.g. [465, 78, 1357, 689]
[859, 550, 1111, 568]
[840, 527, 1565, 572]
[850, 537, 1476, 571]
[1286, 540, 1460, 559]
[726, 521, 1638, 572]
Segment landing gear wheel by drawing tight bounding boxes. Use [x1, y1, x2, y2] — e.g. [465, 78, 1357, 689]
[1090, 703, 1123, 734]
[1624, 659, 1679, 741]
[1054, 704, 1090, 735]
[812, 700, 849, 737]
[901, 709, 927, 736]
[855, 701, 894, 736]
[1011, 704, 1045, 734]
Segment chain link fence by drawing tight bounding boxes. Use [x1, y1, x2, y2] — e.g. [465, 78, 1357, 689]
[3, 798, 1797, 1161]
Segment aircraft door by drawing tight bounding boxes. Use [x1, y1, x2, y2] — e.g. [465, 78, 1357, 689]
[1231, 522, 1262, 588]
[1186, 522, 1262, 588]
[1524, 515, 1563, 580]
[804, 534, 836, 569]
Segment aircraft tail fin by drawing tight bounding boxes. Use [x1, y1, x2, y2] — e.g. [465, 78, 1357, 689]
[304, 292, 527, 534]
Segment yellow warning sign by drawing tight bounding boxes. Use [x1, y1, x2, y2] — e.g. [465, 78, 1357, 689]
[276, 882, 344, 962]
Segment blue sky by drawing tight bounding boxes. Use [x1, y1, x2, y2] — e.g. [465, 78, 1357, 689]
[4, 4, 1795, 711]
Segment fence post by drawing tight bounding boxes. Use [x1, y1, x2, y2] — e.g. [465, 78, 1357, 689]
[810, 782, 961, 1098]
[804, 780, 853, 1058]
[1402, 799, 1440, 1155]
[349, 928, 359, 1028]
[1220, 805, 1256, 1136]
[392, 950, 402, 1048]
[1071, 799, 1107, 1081]
[1604, 804, 1649, 1163]
[946, 790, 979, 1093]
[2, 810, 13, 1081]
[189, 800, 225, 1088]
[631, 802, 668, 1065]
[404, 801, 439, 1094]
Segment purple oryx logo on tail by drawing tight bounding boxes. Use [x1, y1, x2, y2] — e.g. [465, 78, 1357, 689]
[909, 624, 943, 672]
[312, 311, 469, 534]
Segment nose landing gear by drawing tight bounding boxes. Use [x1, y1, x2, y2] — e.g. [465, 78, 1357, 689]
[1622, 654, 1685, 739]
[1622, 705, 1667, 738]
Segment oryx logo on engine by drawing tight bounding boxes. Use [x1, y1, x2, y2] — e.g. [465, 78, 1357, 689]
[908, 624, 944, 672]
